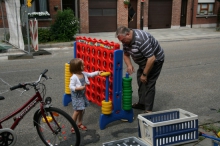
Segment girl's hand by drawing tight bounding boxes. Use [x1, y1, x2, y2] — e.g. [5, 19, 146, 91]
[76, 86, 85, 91]
[80, 86, 85, 90]
[98, 71, 104, 75]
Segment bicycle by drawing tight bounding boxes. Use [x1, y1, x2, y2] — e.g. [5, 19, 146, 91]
[0, 69, 80, 146]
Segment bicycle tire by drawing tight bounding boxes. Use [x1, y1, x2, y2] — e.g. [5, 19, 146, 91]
[35, 107, 80, 146]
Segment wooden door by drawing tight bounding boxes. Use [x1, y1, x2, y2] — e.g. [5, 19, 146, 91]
[180, 0, 188, 26]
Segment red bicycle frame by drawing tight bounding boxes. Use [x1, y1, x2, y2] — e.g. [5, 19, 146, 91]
[0, 91, 55, 132]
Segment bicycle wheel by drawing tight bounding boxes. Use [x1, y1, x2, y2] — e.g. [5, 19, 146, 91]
[35, 107, 80, 146]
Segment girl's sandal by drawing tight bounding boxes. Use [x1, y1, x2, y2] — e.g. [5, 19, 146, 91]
[71, 127, 75, 133]
[78, 124, 87, 131]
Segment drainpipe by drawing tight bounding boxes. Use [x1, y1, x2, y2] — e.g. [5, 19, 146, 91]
[191, 0, 194, 28]
[75, 0, 79, 33]
[75, 0, 78, 18]
[140, 2, 143, 30]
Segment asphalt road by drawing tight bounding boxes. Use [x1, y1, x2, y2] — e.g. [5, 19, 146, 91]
[0, 38, 220, 146]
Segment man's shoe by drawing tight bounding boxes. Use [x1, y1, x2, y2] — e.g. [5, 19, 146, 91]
[132, 103, 145, 110]
[143, 111, 152, 114]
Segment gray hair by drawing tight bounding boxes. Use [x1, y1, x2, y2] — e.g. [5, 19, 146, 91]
[115, 26, 130, 37]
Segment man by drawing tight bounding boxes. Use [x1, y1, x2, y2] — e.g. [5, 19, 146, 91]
[116, 26, 164, 113]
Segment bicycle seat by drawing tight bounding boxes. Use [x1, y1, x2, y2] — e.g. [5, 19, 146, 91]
[0, 96, 5, 100]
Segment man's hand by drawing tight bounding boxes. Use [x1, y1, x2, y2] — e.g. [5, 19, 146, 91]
[124, 53, 134, 75]
[140, 74, 147, 83]
[127, 65, 134, 75]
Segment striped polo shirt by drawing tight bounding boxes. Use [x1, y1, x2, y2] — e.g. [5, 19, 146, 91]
[123, 29, 164, 68]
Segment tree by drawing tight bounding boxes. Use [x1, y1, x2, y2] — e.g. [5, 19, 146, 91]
[50, 9, 79, 42]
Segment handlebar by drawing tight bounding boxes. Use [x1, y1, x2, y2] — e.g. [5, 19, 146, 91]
[10, 83, 23, 90]
[41, 69, 48, 77]
[10, 69, 49, 91]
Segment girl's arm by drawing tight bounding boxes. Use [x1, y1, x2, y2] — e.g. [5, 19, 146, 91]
[75, 86, 86, 91]
[83, 71, 102, 77]
[69, 77, 77, 92]
[83, 71, 104, 85]
[69, 76, 85, 91]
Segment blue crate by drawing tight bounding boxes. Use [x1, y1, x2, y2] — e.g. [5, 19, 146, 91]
[138, 108, 198, 146]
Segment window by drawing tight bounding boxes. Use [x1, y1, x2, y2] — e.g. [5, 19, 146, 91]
[197, 3, 214, 15]
[89, 9, 116, 16]
[103, 9, 116, 16]
[26, 0, 50, 15]
[197, 0, 215, 15]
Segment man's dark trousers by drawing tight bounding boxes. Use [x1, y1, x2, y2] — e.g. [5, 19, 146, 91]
[137, 61, 164, 111]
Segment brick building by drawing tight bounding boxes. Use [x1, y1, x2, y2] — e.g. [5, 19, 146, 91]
[0, 0, 219, 33]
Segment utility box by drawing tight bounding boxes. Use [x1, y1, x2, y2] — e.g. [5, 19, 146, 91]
[138, 108, 198, 146]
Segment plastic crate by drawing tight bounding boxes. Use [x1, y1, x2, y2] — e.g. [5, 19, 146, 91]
[102, 136, 148, 146]
[138, 108, 198, 146]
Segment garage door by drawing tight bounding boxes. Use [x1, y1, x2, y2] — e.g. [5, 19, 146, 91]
[148, 0, 172, 29]
[89, 0, 117, 33]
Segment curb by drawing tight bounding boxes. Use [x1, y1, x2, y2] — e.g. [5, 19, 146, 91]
[0, 42, 74, 58]
[158, 35, 220, 42]
[38, 42, 73, 48]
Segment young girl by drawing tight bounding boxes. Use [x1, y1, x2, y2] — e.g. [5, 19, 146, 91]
[69, 58, 102, 133]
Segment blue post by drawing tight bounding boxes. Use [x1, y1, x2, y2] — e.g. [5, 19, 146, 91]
[105, 76, 109, 102]
[99, 50, 134, 130]
[126, 72, 129, 78]
[74, 41, 76, 58]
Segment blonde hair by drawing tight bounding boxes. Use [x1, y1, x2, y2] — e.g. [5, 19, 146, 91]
[69, 58, 83, 74]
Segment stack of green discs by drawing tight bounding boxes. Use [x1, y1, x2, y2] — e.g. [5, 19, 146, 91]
[122, 73, 132, 110]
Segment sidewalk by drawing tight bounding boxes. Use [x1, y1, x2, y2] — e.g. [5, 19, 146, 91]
[75, 27, 220, 42]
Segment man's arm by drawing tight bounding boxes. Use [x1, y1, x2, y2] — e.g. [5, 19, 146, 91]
[124, 53, 134, 74]
[140, 55, 155, 83]
[143, 55, 155, 76]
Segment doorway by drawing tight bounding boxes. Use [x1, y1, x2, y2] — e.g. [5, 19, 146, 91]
[62, 0, 75, 11]
[180, 0, 188, 26]
[128, 0, 137, 29]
